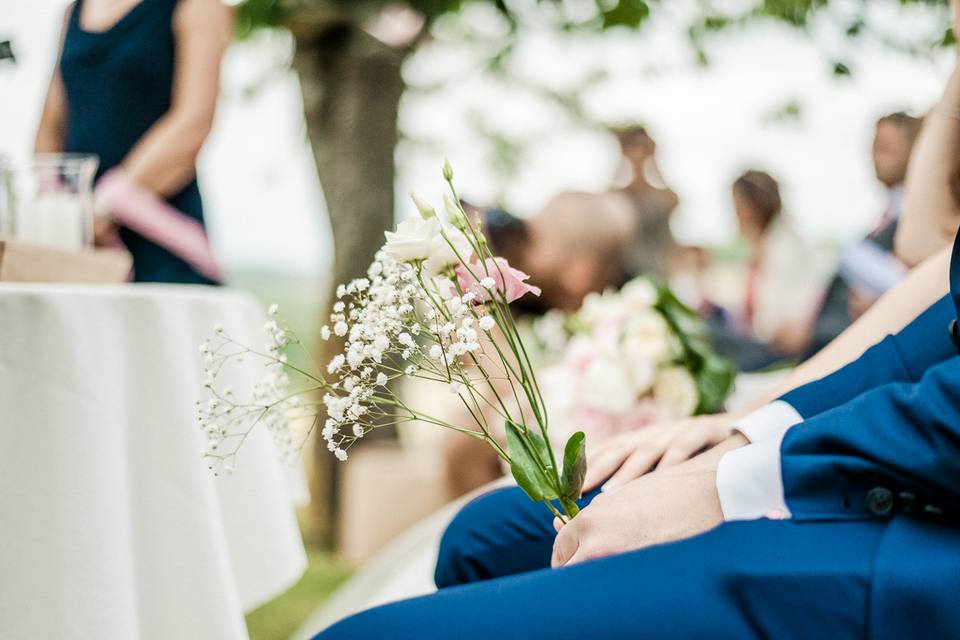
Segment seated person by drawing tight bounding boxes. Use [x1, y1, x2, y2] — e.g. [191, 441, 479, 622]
[805, 112, 922, 357]
[705, 170, 834, 370]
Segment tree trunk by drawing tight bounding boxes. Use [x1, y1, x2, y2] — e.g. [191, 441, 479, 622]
[292, 24, 407, 544]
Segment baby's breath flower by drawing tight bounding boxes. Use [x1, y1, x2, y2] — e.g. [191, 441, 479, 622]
[327, 354, 345, 374]
[480, 277, 496, 290]
[479, 316, 496, 332]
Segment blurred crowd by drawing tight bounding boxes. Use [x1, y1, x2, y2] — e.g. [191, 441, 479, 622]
[434, 109, 927, 495]
[475, 112, 923, 369]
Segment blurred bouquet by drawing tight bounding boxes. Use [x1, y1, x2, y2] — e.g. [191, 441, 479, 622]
[198, 163, 586, 519]
[536, 278, 736, 446]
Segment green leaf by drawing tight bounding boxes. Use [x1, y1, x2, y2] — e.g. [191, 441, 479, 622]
[505, 421, 558, 503]
[695, 355, 736, 414]
[561, 431, 587, 501]
[832, 61, 852, 77]
[601, 0, 650, 30]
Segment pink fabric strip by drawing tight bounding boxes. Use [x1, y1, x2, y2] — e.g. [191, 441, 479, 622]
[96, 169, 223, 282]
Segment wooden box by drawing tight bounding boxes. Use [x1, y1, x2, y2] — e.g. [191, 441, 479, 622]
[0, 240, 132, 283]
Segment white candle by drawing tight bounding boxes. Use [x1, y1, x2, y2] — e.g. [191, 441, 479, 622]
[16, 192, 88, 251]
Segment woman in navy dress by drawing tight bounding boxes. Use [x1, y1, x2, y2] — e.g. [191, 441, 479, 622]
[34, 0, 233, 284]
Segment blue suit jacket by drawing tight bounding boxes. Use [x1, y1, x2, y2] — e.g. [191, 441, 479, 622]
[775, 234, 960, 638]
[780, 294, 956, 418]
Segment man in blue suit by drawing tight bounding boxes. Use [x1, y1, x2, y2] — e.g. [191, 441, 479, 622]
[314, 225, 960, 639]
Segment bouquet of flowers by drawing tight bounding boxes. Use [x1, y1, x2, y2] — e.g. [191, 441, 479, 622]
[198, 163, 587, 520]
[535, 279, 736, 446]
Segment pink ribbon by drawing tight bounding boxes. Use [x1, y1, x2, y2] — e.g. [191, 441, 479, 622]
[96, 168, 223, 282]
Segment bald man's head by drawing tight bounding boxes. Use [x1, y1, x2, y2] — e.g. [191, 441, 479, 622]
[519, 191, 636, 310]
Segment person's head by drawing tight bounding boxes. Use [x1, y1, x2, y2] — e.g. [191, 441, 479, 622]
[520, 192, 635, 311]
[732, 170, 782, 240]
[613, 124, 657, 165]
[872, 112, 922, 188]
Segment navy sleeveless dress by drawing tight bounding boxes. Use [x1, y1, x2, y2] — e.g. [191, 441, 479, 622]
[60, 0, 216, 284]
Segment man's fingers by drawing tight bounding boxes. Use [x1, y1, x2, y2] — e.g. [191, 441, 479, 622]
[582, 449, 627, 492]
[583, 433, 638, 491]
[601, 449, 661, 492]
[553, 516, 563, 533]
[551, 522, 580, 568]
[656, 427, 726, 470]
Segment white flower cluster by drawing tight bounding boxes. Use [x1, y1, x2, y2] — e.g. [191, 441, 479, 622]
[545, 277, 697, 428]
[318, 248, 496, 460]
[196, 306, 309, 473]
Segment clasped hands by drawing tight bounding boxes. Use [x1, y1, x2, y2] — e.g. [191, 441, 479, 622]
[551, 418, 747, 568]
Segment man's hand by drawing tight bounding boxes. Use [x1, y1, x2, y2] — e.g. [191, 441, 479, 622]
[582, 413, 741, 493]
[552, 434, 747, 568]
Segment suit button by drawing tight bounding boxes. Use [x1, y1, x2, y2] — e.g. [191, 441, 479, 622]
[898, 491, 916, 512]
[866, 487, 894, 516]
[922, 504, 945, 518]
[950, 319, 960, 350]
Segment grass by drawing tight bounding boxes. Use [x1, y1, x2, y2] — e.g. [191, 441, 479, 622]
[246, 547, 352, 640]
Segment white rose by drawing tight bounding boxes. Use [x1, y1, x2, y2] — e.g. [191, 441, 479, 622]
[424, 228, 473, 274]
[383, 217, 441, 262]
[581, 356, 635, 415]
[654, 366, 699, 418]
[624, 355, 656, 396]
[622, 312, 672, 364]
[621, 278, 658, 310]
[579, 290, 624, 327]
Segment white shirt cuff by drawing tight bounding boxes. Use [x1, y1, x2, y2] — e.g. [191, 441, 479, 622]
[733, 400, 803, 443]
[716, 433, 791, 521]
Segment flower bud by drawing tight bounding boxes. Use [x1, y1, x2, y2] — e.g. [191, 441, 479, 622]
[442, 158, 454, 182]
[444, 194, 468, 229]
[410, 192, 436, 220]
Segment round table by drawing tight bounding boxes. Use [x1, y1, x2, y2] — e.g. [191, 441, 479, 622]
[0, 283, 308, 639]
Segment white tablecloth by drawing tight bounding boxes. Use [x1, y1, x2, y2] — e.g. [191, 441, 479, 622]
[0, 284, 308, 639]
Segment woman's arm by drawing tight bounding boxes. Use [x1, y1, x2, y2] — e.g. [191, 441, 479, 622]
[34, 6, 74, 154]
[895, 1, 960, 265]
[119, 0, 233, 197]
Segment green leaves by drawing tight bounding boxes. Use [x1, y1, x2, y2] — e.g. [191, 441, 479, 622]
[653, 281, 736, 416]
[506, 423, 587, 519]
[695, 354, 736, 414]
[506, 421, 557, 503]
[561, 431, 587, 501]
[600, 0, 651, 30]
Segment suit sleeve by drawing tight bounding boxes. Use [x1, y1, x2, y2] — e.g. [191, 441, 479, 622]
[781, 355, 960, 521]
[780, 294, 955, 419]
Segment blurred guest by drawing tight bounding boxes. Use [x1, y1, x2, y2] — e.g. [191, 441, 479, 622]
[439, 192, 635, 496]
[479, 192, 635, 313]
[35, 0, 232, 283]
[707, 170, 833, 369]
[611, 125, 679, 279]
[805, 112, 921, 356]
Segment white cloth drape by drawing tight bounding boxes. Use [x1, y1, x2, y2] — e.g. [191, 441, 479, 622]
[0, 283, 307, 640]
